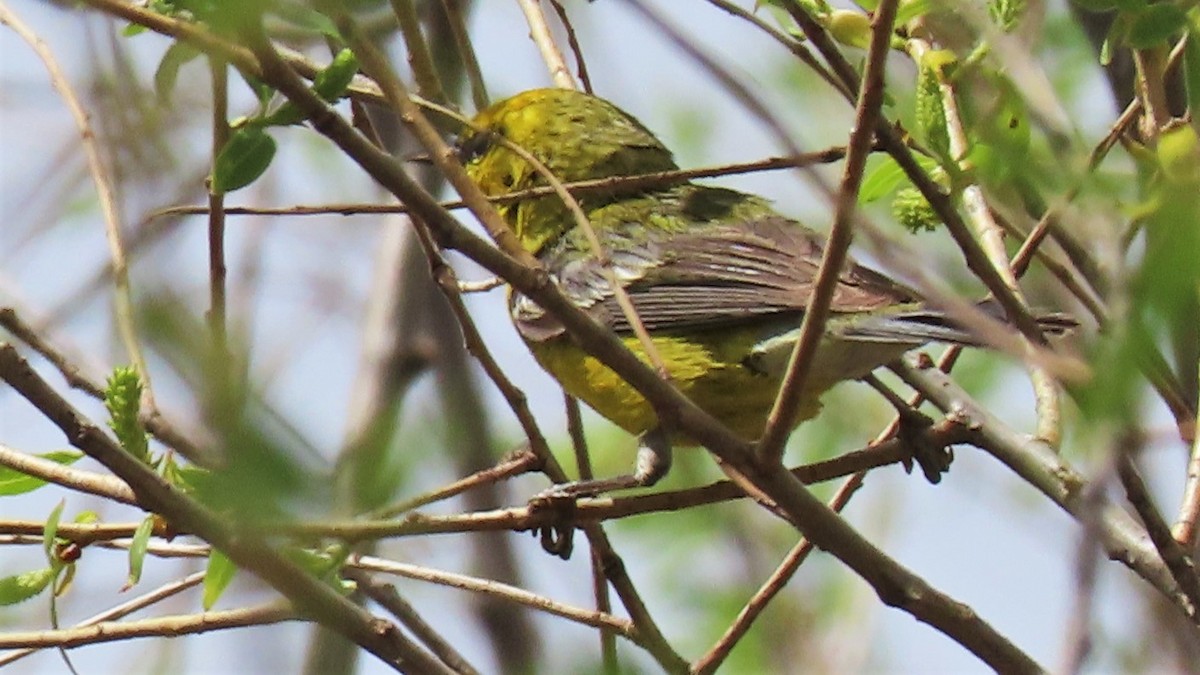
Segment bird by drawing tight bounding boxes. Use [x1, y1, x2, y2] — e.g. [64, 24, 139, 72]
[456, 87, 1073, 495]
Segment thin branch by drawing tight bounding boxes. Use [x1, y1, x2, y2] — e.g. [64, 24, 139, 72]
[390, 0, 447, 103]
[0, 308, 103, 398]
[0, 307, 213, 467]
[456, 276, 505, 293]
[0, 343, 452, 673]
[1175, 385, 1200, 544]
[347, 569, 482, 675]
[757, 0, 899, 463]
[149, 147, 854, 220]
[0, 443, 137, 506]
[372, 451, 540, 519]
[1133, 46, 1171, 137]
[564, 394, 618, 670]
[546, 0, 592, 94]
[0, 519, 147, 545]
[918, 37, 1064, 446]
[0, 603, 297, 650]
[895, 356, 1199, 623]
[207, 55, 230, 369]
[353, 555, 632, 636]
[0, 420, 960, 550]
[1116, 451, 1200, 614]
[0, 572, 205, 666]
[438, 0, 489, 109]
[516, 0, 577, 89]
[695, 464, 872, 674]
[0, 1, 155, 407]
[266, 421, 971, 543]
[703, 0, 850, 99]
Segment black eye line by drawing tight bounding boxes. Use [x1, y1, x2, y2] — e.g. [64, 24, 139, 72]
[456, 128, 499, 164]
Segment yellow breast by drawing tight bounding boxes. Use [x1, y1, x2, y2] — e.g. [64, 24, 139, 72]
[526, 326, 828, 443]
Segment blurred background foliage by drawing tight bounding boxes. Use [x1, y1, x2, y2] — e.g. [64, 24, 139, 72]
[2, 0, 1199, 673]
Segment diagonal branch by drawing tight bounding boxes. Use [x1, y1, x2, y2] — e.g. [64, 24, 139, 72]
[0, 344, 453, 673]
[757, 0, 899, 463]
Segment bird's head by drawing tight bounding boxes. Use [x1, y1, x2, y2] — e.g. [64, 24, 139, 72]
[457, 88, 678, 254]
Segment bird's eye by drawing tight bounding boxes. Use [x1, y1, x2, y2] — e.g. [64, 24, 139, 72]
[455, 129, 497, 164]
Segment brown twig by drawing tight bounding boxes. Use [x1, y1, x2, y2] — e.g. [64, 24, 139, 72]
[354, 555, 632, 636]
[390, 0, 447, 103]
[895, 356, 1199, 623]
[547, 0, 592, 94]
[0, 343, 450, 673]
[0, 443, 136, 506]
[0, 572, 205, 666]
[757, 0, 899, 463]
[373, 451, 541, 519]
[438, 0, 489, 109]
[207, 56, 230, 370]
[148, 148, 854, 220]
[1116, 450, 1200, 615]
[694, 463, 874, 674]
[1175, 404, 1200, 545]
[0, 307, 213, 466]
[0, 603, 297, 651]
[0, 1, 155, 408]
[347, 568, 482, 675]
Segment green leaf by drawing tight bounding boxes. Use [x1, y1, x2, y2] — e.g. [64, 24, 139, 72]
[859, 153, 941, 203]
[43, 499, 65, 562]
[273, 3, 341, 39]
[262, 48, 359, 127]
[210, 127, 276, 194]
[124, 516, 156, 591]
[154, 41, 202, 105]
[1157, 123, 1200, 183]
[0, 568, 55, 606]
[0, 450, 83, 495]
[990, 0, 1026, 31]
[104, 367, 150, 463]
[311, 48, 359, 102]
[916, 51, 954, 161]
[231, 68, 275, 110]
[203, 549, 237, 610]
[828, 10, 871, 49]
[860, 156, 909, 203]
[284, 547, 336, 576]
[1127, 3, 1186, 49]
[74, 510, 99, 524]
[895, 0, 934, 26]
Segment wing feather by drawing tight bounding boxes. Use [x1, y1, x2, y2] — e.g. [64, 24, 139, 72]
[512, 213, 919, 341]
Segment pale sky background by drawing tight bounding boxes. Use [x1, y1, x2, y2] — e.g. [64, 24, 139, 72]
[1, 1, 1186, 673]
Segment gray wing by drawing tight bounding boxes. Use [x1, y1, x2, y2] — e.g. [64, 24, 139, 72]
[512, 216, 920, 342]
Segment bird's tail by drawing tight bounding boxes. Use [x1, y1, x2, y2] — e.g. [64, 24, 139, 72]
[836, 301, 1077, 347]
